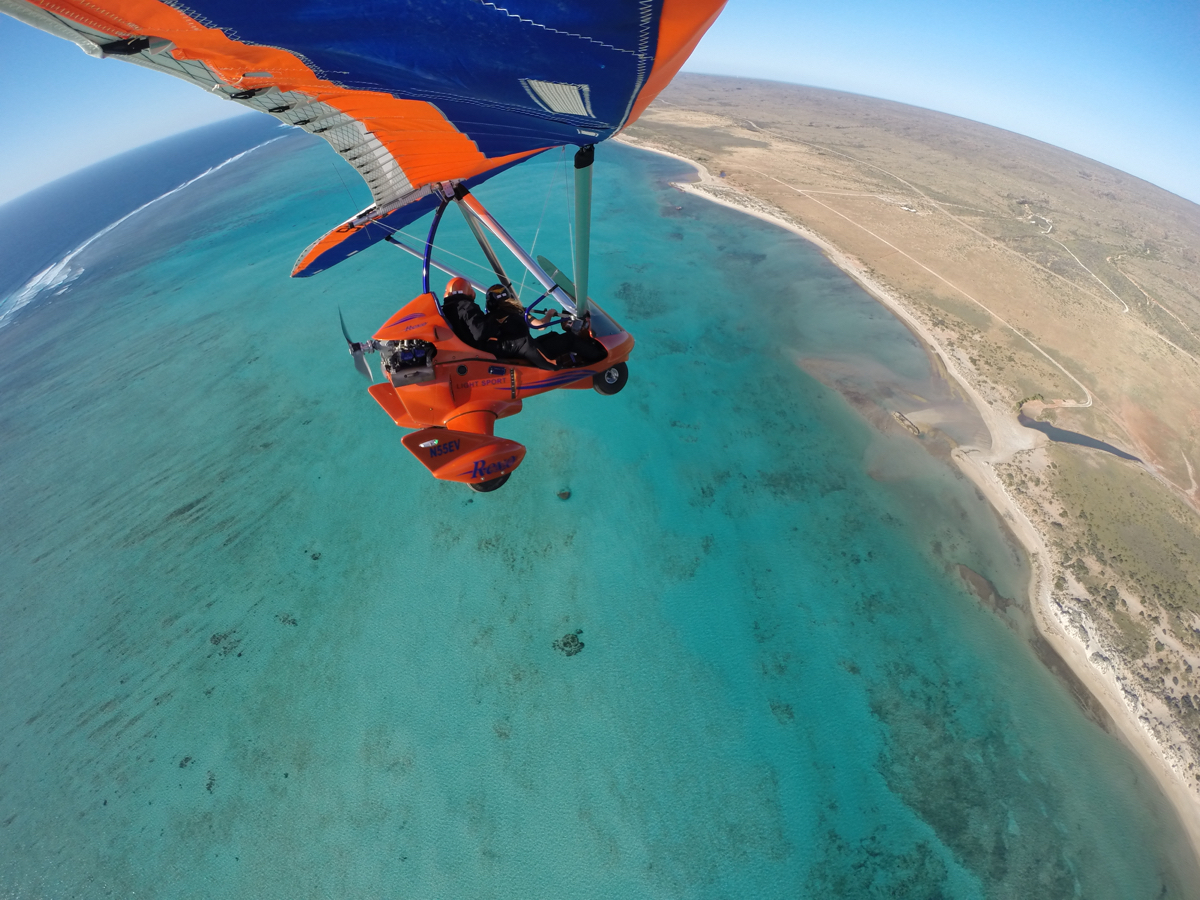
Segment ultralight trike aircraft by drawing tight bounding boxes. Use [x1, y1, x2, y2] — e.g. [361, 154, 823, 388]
[338, 175, 633, 492]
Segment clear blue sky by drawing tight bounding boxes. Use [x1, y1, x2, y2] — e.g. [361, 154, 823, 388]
[2, 0, 1198, 205]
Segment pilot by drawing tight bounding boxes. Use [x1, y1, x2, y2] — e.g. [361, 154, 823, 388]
[533, 310, 608, 368]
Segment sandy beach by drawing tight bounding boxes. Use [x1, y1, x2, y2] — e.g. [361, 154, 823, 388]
[620, 135, 1200, 858]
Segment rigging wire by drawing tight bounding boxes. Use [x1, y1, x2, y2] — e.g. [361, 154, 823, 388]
[395, 230, 496, 277]
[330, 158, 358, 206]
[370, 151, 578, 296]
[520, 146, 562, 300]
[377, 219, 500, 279]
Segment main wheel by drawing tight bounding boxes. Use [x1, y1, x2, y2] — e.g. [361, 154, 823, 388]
[469, 473, 511, 492]
[593, 362, 628, 395]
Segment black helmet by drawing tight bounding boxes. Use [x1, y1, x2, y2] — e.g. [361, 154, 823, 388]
[485, 283, 514, 313]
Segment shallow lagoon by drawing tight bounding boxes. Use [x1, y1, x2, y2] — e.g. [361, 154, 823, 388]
[1, 127, 1197, 897]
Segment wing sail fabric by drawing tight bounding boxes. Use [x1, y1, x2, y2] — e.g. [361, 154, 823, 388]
[3, 0, 726, 276]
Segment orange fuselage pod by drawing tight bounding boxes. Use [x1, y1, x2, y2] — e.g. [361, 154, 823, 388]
[401, 428, 526, 486]
[368, 293, 635, 483]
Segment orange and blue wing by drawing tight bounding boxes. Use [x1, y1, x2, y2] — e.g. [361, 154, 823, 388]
[5, 0, 725, 275]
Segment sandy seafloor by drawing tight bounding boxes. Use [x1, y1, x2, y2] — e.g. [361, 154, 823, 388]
[1, 119, 1198, 898]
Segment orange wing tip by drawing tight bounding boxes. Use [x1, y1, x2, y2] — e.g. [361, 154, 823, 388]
[401, 428, 525, 484]
[291, 203, 395, 277]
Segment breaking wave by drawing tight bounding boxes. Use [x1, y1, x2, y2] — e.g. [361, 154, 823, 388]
[0, 136, 285, 331]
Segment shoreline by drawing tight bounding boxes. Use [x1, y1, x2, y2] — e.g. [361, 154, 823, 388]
[618, 135, 1200, 859]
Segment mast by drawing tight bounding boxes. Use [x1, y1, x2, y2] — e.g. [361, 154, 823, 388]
[572, 144, 594, 318]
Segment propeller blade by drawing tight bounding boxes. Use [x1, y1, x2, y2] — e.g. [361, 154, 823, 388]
[352, 349, 372, 380]
[339, 306, 372, 380]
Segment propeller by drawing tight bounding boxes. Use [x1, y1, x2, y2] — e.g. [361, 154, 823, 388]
[338, 307, 373, 380]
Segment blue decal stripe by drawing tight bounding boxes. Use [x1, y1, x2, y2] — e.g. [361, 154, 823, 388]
[385, 311, 425, 327]
[519, 370, 595, 390]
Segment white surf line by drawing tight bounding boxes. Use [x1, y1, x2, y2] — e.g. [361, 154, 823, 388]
[0, 136, 286, 328]
[739, 118, 1136, 321]
[738, 162, 1094, 407]
[1045, 236, 1129, 312]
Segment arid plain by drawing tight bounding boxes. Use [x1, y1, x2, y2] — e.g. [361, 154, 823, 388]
[623, 73, 1200, 846]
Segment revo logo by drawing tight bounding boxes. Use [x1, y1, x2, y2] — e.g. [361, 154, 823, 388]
[471, 455, 517, 480]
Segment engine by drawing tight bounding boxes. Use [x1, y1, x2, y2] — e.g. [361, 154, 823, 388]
[381, 339, 436, 386]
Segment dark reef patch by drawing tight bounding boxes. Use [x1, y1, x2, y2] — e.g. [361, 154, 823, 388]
[165, 495, 209, 521]
[806, 828, 951, 899]
[956, 564, 1015, 616]
[552, 630, 585, 657]
[957, 565, 1113, 732]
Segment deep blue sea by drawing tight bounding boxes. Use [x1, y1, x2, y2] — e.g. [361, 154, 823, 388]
[1, 118, 1197, 898]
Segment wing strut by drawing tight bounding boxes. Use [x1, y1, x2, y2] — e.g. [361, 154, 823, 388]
[383, 235, 489, 297]
[453, 186, 578, 315]
[457, 199, 514, 295]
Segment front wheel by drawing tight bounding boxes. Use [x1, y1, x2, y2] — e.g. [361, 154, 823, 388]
[469, 473, 511, 492]
[593, 362, 628, 395]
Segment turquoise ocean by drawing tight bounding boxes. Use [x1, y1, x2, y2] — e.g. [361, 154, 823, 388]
[1, 118, 1197, 898]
